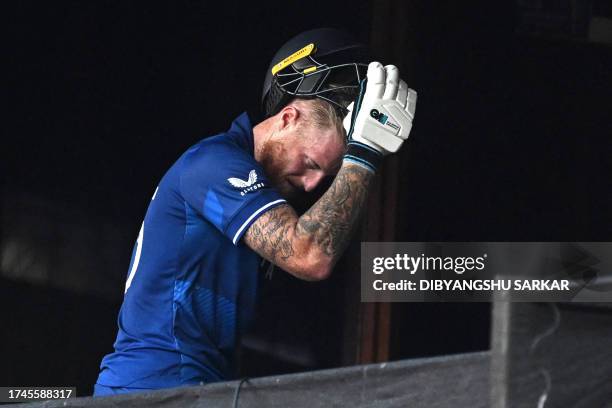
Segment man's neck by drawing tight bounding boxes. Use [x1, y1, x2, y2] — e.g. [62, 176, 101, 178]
[252, 117, 274, 163]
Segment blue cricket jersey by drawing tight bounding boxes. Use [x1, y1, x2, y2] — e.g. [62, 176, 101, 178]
[96, 113, 286, 388]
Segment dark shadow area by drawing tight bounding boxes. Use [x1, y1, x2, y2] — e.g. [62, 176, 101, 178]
[0, 278, 120, 396]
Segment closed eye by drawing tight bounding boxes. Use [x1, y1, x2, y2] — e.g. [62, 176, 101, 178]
[306, 157, 321, 170]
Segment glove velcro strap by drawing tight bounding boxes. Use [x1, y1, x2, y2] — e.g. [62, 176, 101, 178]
[343, 142, 382, 173]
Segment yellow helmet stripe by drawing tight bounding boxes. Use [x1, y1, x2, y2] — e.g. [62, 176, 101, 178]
[271, 43, 316, 75]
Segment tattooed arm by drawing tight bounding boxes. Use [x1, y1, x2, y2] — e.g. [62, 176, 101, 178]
[243, 162, 374, 281]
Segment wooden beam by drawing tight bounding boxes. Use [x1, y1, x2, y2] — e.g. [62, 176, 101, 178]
[353, 0, 419, 365]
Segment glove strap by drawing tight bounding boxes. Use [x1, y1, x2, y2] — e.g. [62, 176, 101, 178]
[343, 141, 382, 173]
[346, 78, 367, 142]
[343, 78, 381, 173]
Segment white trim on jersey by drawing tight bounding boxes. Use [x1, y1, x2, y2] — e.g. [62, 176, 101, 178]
[232, 199, 287, 245]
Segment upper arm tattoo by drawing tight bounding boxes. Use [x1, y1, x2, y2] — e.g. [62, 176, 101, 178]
[243, 203, 298, 266]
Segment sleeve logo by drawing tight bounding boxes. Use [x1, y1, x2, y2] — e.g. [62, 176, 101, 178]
[228, 170, 265, 196]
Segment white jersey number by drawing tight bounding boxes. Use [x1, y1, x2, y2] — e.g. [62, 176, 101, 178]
[124, 187, 158, 294]
[124, 222, 144, 294]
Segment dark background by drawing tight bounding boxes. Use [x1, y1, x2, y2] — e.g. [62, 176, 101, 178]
[3, 0, 611, 396]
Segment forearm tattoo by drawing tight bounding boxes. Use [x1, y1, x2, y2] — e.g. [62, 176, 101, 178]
[244, 163, 373, 270]
[296, 164, 373, 259]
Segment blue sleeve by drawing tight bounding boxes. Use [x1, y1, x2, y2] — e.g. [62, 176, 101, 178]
[179, 141, 287, 245]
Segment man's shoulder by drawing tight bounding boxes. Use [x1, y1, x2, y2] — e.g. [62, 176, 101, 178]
[176, 131, 259, 193]
[181, 111, 255, 162]
[184, 132, 252, 164]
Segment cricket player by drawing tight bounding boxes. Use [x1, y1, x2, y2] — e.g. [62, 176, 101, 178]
[94, 28, 417, 396]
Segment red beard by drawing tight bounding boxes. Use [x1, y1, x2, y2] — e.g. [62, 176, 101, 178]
[259, 139, 300, 201]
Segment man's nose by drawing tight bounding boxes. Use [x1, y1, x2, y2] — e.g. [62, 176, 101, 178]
[302, 170, 325, 192]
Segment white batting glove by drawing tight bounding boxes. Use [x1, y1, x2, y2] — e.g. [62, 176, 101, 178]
[343, 62, 417, 172]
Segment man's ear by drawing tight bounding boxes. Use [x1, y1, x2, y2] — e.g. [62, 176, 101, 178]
[278, 105, 300, 132]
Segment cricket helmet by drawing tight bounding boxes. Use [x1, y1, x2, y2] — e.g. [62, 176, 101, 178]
[262, 28, 370, 118]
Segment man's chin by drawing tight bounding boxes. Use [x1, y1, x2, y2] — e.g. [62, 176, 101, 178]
[286, 189, 325, 215]
[278, 188, 303, 204]
[273, 186, 307, 212]
[276, 179, 332, 214]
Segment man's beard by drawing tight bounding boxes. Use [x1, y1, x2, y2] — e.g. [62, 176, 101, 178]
[259, 138, 302, 202]
[259, 138, 330, 213]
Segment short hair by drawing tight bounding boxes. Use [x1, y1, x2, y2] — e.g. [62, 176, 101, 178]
[288, 98, 347, 142]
